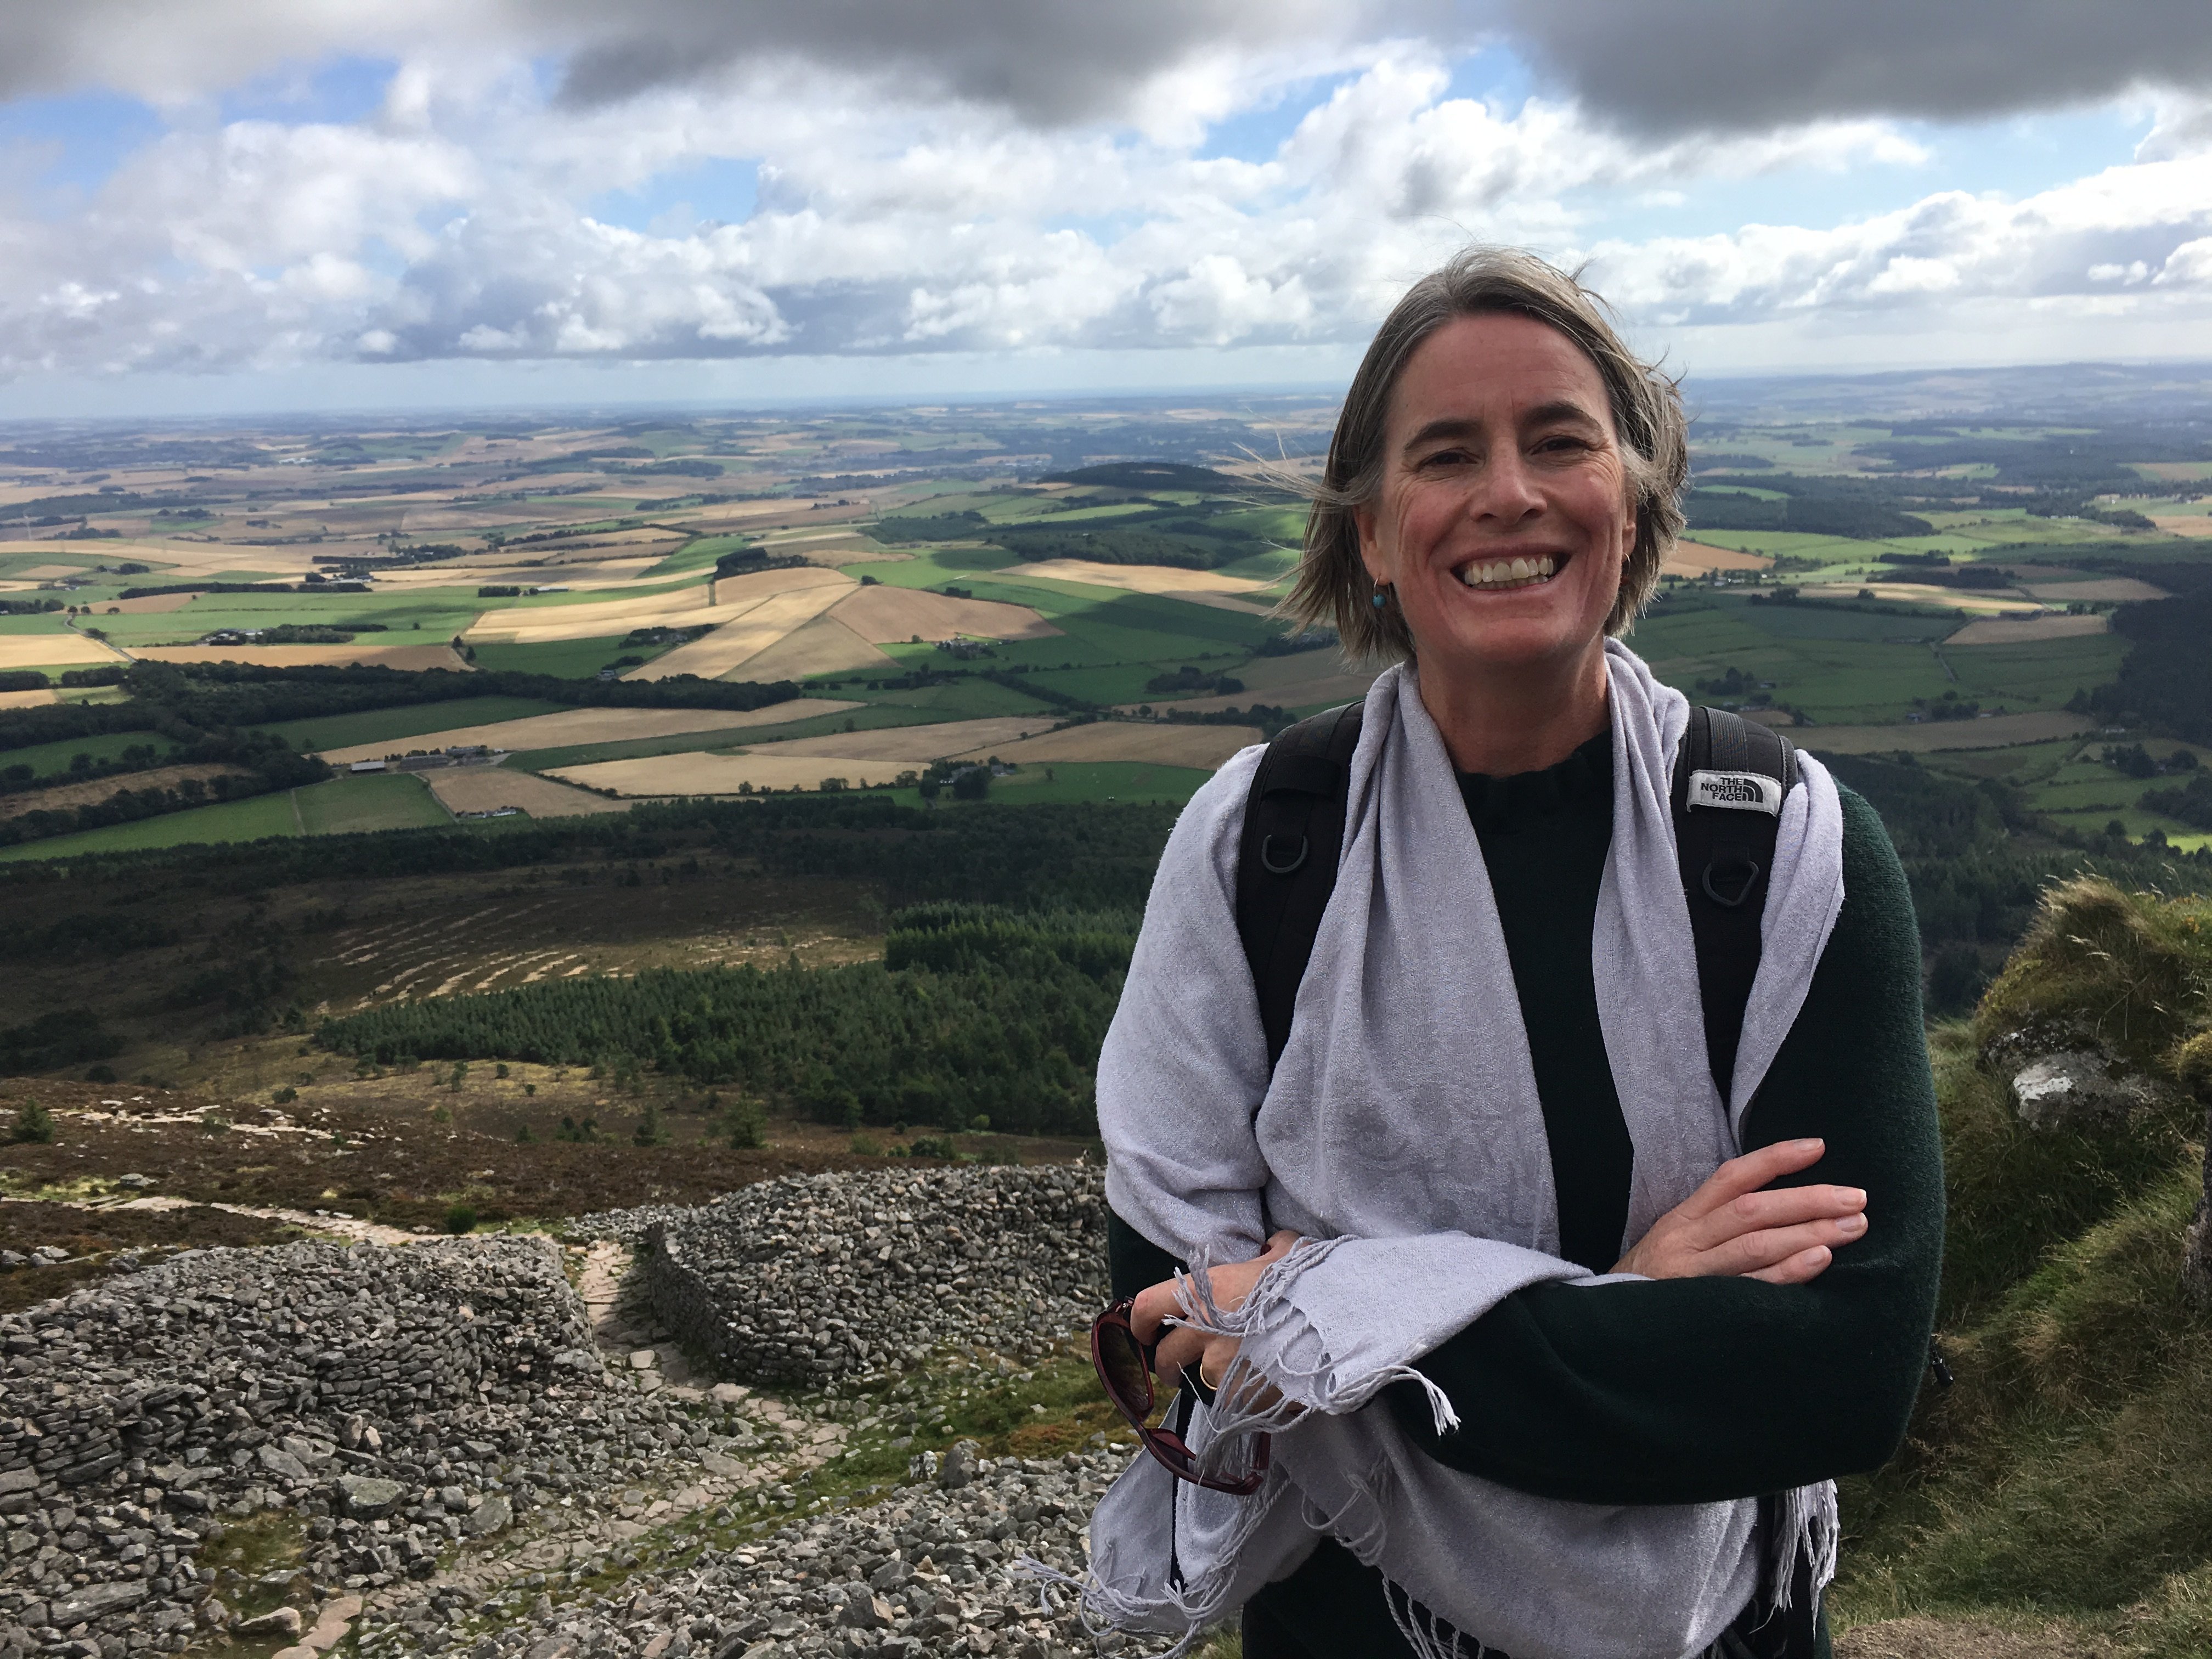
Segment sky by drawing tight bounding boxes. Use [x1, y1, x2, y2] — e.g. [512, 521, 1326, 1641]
[8, 1, 2212, 417]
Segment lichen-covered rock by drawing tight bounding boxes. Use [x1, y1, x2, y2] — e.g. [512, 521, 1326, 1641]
[2010, 1049, 2177, 1130]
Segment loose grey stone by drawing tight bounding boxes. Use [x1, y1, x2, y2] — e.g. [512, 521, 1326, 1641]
[337, 1475, 408, 1520]
[49, 1579, 150, 1622]
[464, 1493, 514, 1537]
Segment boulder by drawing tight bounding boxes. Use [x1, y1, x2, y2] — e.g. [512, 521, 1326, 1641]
[257, 1443, 312, 1483]
[237, 1606, 305, 1639]
[335, 1474, 407, 1520]
[463, 1493, 513, 1537]
[48, 1579, 150, 1623]
[939, 1440, 980, 1490]
[2011, 1050, 2175, 1131]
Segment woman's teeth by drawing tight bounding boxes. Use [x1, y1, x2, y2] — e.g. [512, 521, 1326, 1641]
[1459, 555, 1556, 591]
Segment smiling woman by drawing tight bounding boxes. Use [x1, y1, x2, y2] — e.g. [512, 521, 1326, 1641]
[1086, 249, 1942, 1659]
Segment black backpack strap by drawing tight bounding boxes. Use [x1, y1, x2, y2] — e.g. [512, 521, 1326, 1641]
[1672, 707, 1799, 1104]
[1234, 701, 1365, 1069]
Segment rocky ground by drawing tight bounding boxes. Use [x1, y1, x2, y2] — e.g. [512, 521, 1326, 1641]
[1, 1156, 1165, 1659]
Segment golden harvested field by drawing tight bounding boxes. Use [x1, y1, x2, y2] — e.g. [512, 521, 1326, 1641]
[998, 559, 1272, 597]
[550, 752, 921, 796]
[1801, 711, 2095, 753]
[828, 584, 1060, 643]
[628, 578, 856, 680]
[13, 565, 90, 580]
[0, 764, 250, 821]
[133, 643, 472, 670]
[424, 765, 631, 818]
[724, 616, 889, 680]
[744, 716, 1058, 760]
[2148, 516, 2212, 537]
[0, 688, 58, 708]
[1946, 613, 2109, 645]
[315, 697, 864, 764]
[2020, 578, 2168, 602]
[1801, 582, 2041, 615]
[0, 632, 125, 667]
[1665, 541, 1774, 575]
[467, 580, 723, 641]
[949, 720, 1263, 767]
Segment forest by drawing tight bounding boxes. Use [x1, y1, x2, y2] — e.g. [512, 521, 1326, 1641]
[314, 904, 1138, 1136]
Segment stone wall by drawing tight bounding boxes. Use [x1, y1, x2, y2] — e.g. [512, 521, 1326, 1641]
[0, 1235, 648, 1657]
[629, 1165, 1110, 1387]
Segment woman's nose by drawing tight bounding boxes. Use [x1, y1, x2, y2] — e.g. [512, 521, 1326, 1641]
[1466, 450, 1544, 525]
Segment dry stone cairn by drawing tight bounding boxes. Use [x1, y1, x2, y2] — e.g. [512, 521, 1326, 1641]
[0, 1236, 658, 1656]
[600, 1164, 1110, 1387]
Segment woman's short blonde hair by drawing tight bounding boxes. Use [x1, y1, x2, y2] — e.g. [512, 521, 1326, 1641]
[1283, 246, 1688, 661]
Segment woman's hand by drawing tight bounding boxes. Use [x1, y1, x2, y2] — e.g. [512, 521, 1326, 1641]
[1613, 1138, 1866, 1285]
[1132, 1229, 1302, 1395]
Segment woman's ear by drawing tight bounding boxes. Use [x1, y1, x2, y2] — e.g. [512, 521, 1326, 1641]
[1353, 500, 1388, 585]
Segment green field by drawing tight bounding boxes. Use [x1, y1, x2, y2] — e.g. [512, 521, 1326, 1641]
[253, 696, 572, 753]
[0, 788, 301, 861]
[466, 636, 680, 680]
[0, 771, 458, 861]
[0, 729, 185, 780]
[293, 772, 451, 833]
[1633, 594, 2126, 725]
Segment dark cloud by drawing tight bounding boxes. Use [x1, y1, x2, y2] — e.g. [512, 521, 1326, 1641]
[548, 0, 1368, 124]
[1502, 0, 2212, 135]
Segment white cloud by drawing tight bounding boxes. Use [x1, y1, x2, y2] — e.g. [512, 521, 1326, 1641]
[2, 12, 2212, 390]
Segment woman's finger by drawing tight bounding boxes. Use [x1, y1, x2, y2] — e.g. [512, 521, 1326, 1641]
[1747, 1245, 1834, 1286]
[1129, 1280, 1181, 1343]
[1672, 1139, 1827, 1222]
[1687, 1184, 1866, 1251]
[1153, 1324, 1207, 1387]
[1703, 1213, 1868, 1278]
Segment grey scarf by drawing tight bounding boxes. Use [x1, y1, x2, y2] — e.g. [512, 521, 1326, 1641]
[1085, 645, 1847, 1659]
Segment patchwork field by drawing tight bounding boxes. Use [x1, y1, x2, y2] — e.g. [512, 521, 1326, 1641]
[132, 642, 473, 670]
[628, 580, 856, 680]
[741, 715, 1059, 760]
[998, 559, 1273, 597]
[1801, 711, 2097, 753]
[0, 631, 125, 667]
[549, 752, 918, 795]
[423, 764, 631, 817]
[963, 720, 1263, 768]
[1665, 540, 1774, 574]
[1946, 614, 2110, 645]
[315, 698, 861, 764]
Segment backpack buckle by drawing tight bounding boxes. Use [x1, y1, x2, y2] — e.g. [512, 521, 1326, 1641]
[1259, 833, 1308, 876]
[1701, 853, 1762, 909]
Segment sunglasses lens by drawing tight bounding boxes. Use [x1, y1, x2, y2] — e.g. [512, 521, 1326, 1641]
[1097, 1324, 1153, 1417]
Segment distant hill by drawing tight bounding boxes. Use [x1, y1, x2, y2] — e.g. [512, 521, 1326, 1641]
[1042, 461, 1239, 492]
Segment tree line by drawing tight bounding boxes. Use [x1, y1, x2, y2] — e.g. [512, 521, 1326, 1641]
[315, 904, 1139, 1136]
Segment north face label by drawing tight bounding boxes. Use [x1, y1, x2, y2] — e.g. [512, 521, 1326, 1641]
[1687, 769, 1784, 815]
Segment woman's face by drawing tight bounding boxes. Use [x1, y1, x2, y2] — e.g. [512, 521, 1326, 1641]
[1355, 312, 1637, 683]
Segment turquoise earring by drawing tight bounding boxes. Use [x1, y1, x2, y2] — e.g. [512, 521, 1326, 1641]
[1372, 584, 1391, 610]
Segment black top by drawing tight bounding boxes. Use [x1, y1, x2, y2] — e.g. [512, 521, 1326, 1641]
[1458, 728, 1633, 1275]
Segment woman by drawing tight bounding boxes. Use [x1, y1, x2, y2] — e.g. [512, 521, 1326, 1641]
[1086, 248, 1942, 1659]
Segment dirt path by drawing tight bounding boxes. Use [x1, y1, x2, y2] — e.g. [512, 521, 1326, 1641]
[381, 1241, 849, 1614]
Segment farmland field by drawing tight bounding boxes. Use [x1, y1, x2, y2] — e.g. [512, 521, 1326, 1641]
[0, 387, 2202, 859]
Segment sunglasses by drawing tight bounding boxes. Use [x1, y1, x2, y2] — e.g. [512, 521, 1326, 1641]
[1090, 1299, 1272, 1495]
